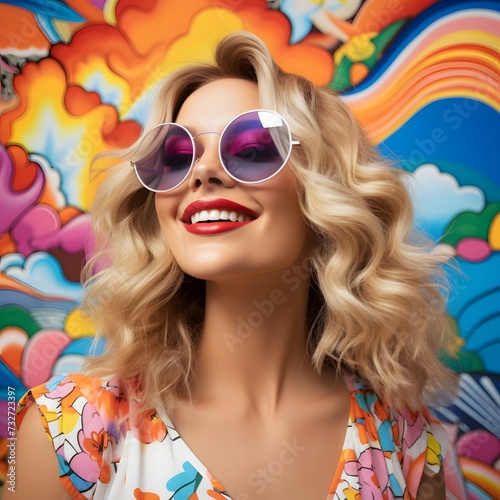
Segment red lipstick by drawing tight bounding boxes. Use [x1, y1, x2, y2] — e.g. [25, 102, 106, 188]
[185, 221, 253, 234]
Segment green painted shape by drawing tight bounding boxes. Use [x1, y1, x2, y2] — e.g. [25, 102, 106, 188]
[329, 19, 407, 92]
[441, 202, 500, 246]
[330, 56, 352, 92]
[0, 305, 40, 336]
[441, 350, 484, 373]
[370, 19, 406, 56]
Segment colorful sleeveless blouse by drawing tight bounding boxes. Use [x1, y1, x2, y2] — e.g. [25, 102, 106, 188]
[17, 373, 465, 499]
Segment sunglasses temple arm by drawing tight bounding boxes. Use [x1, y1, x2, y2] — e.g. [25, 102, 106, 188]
[291, 140, 301, 146]
[131, 162, 166, 176]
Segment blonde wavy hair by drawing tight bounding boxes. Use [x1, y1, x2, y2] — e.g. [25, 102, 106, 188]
[84, 31, 458, 412]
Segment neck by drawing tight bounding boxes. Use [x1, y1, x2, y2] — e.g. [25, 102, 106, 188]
[191, 260, 315, 418]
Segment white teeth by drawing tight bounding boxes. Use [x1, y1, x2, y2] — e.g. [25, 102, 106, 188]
[189, 209, 253, 224]
[209, 209, 220, 221]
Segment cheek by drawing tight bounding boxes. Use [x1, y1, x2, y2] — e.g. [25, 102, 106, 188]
[263, 180, 310, 252]
[154, 194, 191, 270]
[154, 195, 178, 229]
[283, 201, 310, 250]
[270, 172, 305, 224]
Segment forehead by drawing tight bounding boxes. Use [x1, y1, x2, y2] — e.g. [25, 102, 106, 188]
[176, 78, 261, 132]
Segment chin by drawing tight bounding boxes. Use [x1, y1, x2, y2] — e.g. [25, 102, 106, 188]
[177, 260, 243, 282]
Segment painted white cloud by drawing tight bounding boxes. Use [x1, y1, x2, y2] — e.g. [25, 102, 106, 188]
[29, 153, 66, 209]
[406, 164, 485, 239]
[0, 253, 26, 272]
[281, 0, 362, 44]
[5, 251, 82, 302]
[84, 71, 124, 110]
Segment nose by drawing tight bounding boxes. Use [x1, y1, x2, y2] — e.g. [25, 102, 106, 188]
[187, 132, 235, 191]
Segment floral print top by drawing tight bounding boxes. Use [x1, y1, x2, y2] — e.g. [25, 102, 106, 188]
[17, 373, 460, 499]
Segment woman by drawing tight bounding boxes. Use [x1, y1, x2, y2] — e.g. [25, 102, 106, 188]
[8, 32, 460, 499]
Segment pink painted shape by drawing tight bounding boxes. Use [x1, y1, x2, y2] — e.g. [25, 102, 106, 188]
[11, 204, 91, 257]
[0, 145, 45, 235]
[456, 237, 491, 262]
[21, 329, 71, 387]
[33, 213, 92, 254]
[11, 204, 60, 256]
[456, 430, 500, 465]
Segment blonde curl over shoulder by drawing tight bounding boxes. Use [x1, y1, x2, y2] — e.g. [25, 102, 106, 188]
[83, 31, 458, 413]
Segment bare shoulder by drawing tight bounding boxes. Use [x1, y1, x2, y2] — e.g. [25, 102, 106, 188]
[2, 403, 71, 500]
[416, 469, 446, 500]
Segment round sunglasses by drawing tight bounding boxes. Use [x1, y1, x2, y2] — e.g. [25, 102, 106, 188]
[131, 109, 300, 192]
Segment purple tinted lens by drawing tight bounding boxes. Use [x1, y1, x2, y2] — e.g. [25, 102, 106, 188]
[220, 110, 291, 182]
[134, 123, 194, 191]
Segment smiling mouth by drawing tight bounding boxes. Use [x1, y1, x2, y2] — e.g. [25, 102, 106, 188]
[181, 199, 259, 233]
[189, 209, 255, 225]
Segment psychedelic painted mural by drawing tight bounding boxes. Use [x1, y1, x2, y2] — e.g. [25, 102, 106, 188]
[0, 0, 499, 497]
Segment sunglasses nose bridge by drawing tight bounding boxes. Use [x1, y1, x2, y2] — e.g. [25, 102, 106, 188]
[188, 131, 234, 190]
[193, 130, 221, 140]
[191, 130, 222, 163]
